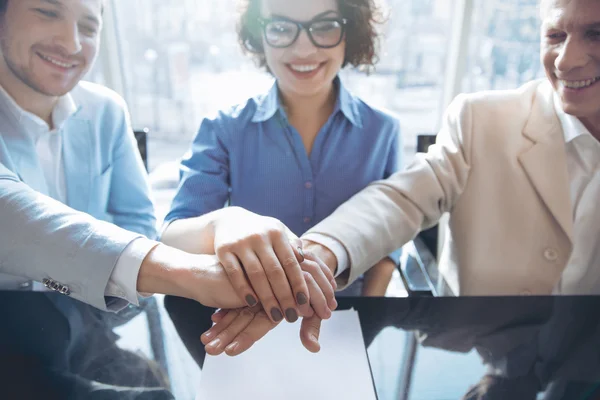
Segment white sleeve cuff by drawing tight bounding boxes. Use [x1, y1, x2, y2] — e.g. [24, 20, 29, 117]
[302, 233, 350, 278]
[105, 238, 159, 306]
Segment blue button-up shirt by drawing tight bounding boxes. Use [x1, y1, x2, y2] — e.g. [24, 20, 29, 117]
[166, 77, 402, 263]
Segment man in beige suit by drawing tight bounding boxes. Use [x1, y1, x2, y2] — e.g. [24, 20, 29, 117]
[301, 0, 600, 299]
[201, 0, 600, 368]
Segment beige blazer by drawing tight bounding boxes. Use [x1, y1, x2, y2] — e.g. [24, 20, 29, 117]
[307, 79, 576, 295]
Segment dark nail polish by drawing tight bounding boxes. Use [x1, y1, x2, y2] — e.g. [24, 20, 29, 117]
[285, 308, 298, 322]
[245, 295, 257, 306]
[270, 308, 283, 322]
[297, 292, 308, 305]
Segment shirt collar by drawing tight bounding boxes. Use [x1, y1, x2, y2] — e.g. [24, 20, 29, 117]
[0, 84, 79, 135]
[252, 80, 280, 123]
[336, 77, 362, 128]
[553, 92, 592, 144]
[52, 94, 78, 130]
[252, 76, 363, 128]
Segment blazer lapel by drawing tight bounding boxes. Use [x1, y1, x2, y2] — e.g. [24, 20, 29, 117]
[62, 118, 92, 212]
[518, 83, 573, 243]
[1, 132, 49, 195]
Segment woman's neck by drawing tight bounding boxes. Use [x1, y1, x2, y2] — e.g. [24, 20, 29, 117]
[279, 82, 337, 124]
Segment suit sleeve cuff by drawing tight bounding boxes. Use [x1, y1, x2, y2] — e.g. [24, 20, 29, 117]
[302, 233, 350, 278]
[388, 248, 403, 266]
[105, 238, 159, 307]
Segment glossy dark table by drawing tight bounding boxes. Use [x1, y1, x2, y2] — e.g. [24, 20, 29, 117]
[164, 295, 600, 400]
[3, 293, 600, 400]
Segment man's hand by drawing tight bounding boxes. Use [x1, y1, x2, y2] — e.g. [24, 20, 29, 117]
[200, 251, 335, 355]
[301, 239, 338, 278]
[136, 244, 246, 309]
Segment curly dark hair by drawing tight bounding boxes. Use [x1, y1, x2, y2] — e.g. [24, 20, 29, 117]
[237, 0, 383, 72]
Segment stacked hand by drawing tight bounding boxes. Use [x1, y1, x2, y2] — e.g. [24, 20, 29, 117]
[201, 250, 336, 355]
[145, 207, 338, 353]
[211, 208, 337, 323]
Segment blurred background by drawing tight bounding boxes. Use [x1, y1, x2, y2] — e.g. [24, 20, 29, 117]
[87, 2, 545, 399]
[89, 0, 542, 173]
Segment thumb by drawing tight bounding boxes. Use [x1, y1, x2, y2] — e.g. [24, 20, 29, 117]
[300, 314, 322, 353]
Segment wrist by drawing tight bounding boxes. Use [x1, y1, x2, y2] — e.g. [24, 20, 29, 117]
[137, 244, 243, 308]
[137, 244, 213, 301]
[137, 244, 181, 295]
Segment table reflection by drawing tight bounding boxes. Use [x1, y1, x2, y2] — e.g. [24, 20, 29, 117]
[2, 293, 600, 400]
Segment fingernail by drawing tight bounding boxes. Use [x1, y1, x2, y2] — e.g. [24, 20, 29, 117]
[208, 338, 221, 349]
[296, 292, 308, 305]
[203, 330, 213, 340]
[226, 341, 239, 354]
[310, 334, 318, 343]
[245, 295, 257, 307]
[270, 308, 283, 322]
[285, 308, 298, 322]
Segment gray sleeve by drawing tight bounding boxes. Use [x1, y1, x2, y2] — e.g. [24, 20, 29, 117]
[0, 164, 142, 310]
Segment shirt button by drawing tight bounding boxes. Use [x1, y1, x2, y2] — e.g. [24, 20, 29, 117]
[304, 181, 313, 189]
[303, 217, 311, 223]
[543, 248, 558, 262]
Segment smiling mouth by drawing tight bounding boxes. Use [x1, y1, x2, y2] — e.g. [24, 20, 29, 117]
[289, 64, 320, 72]
[287, 63, 324, 73]
[559, 76, 600, 89]
[37, 52, 78, 69]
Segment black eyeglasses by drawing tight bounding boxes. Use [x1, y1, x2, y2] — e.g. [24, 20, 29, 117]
[258, 16, 348, 49]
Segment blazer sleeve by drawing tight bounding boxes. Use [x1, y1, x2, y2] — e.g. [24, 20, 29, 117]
[0, 163, 143, 311]
[305, 94, 474, 288]
[383, 119, 403, 266]
[106, 101, 157, 239]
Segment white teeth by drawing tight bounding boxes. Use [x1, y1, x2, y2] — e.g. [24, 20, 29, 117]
[39, 53, 75, 68]
[561, 76, 600, 89]
[290, 64, 319, 72]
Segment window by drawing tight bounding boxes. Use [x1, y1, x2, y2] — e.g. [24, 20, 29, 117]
[105, 0, 548, 171]
[462, 0, 543, 93]
[110, 0, 457, 169]
[112, 0, 272, 170]
[341, 0, 455, 161]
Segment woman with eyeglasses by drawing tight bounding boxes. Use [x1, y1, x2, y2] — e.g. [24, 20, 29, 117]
[161, 0, 403, 359]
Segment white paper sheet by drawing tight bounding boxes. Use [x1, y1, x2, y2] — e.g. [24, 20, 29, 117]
[196, 309, 377, 400]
